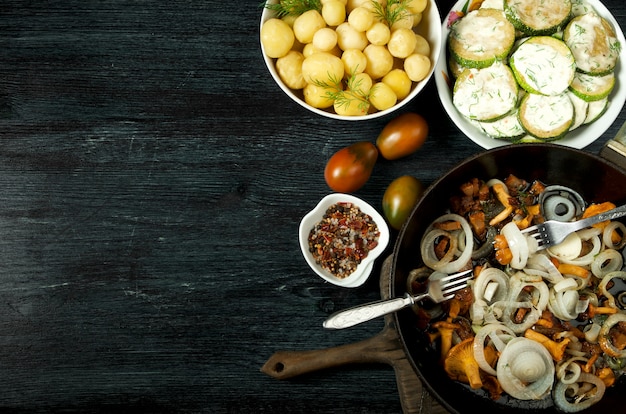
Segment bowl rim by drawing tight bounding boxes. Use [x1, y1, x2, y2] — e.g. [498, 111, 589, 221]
[298, 193, 390, 288]
[260, 0, 443, 120]
[434, 0, 626, 149]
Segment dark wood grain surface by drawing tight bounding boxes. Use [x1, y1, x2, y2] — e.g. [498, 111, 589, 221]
[0, 0, 624, 413]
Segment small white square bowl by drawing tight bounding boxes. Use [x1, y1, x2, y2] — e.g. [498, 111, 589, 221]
[298, 193, 390, 288]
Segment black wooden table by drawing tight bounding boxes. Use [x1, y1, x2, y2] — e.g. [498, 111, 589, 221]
[0, 1, 624, 413]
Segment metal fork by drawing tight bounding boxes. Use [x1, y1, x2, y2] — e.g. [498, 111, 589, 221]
[322, 269, 473, 330]
[522, 203, 626, 250]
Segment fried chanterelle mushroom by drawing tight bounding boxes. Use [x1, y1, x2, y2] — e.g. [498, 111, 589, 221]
[444, 337, 497, 389]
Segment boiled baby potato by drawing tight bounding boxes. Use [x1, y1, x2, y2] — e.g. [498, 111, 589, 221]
[276, 51, 307, 89]
[261, 18, 294, 58]
[302, 52, 344, 85]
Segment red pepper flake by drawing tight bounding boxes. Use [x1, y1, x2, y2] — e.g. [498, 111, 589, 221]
[308, 202, 380, 279]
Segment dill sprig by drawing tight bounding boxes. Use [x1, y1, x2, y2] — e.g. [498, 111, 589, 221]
[610, 39, 622, 55]
[371, 0, 412, 28]
[314, 71, 370, 113]
[312, 72, 342, 90]
[263, 0, 322, 18]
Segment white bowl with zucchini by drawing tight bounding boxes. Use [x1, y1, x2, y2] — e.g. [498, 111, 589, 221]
[435, 0, 626, 149]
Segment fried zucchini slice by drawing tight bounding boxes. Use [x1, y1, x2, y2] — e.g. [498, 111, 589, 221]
[569, 72, 615, 102]
[564, 12, 621, 76]
[510, 36, 576, 96]
[448, 9, 516, 69]
[518, 92, 574, 140]
[567, 91, 589, 130]
[584, 97, 609, 124]
[453, 62, 519, 122]
[479, 110, 526, 140]
[504, 0, 572, 36]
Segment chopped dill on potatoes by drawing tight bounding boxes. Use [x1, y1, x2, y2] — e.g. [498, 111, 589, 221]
[314, 71, 370, 114]
[371, 0, 412, 27]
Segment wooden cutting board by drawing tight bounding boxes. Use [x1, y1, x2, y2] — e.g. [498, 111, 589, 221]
[261, 256, 448, 414]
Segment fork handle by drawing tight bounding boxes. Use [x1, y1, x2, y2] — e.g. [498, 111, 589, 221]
[323, 293, 422, 330]
[575, 203, 626, 230]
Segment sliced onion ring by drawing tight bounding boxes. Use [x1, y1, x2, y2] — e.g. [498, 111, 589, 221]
[557, 233, 602, 266]
[548, 232, 582, 262]
[524, 253, 563, 284]
[420, 214, 473, 273]
[473, 267, 509, 305]
[598, 312, 626, 358]
[497, 337, 555, 400]
[591, 249, 623, 278]
[603, 221, 626, 250]
[473, 323, 516, 376]
[501, 222, 530, 269]
[539, 185, 585, 222]
[556, 356, 586, 384]
[553, 373, 606, 412]
[598, 271, 626, 310]
[583, 322, 601, 343]
[420, 228, 457, 270]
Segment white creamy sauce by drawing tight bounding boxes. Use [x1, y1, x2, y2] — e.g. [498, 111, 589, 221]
[453, 63, 517, 120]
[512, 42, 575, 95]
[508, 0, 570, 30]
[572, 72, 615, 93]
[571, 0, 595, 16]
[565, 13, 619, 73]
[523, 93, 573, 132]
[456, 12, 509, 55]
[480, 0, 504, 11]
[584, 98, 608, 123]
[566, 91, 589, 130]
[480, 111, 525, 138]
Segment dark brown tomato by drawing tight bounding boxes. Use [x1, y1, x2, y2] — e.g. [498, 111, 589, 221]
[383, 175, 424, 230]
[376, 112, 428, 160]
[324, 141, 378, 193]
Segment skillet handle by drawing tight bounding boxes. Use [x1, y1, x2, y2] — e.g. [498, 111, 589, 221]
[260, 325, 402, 380]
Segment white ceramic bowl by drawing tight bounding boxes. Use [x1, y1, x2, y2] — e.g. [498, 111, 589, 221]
[299, 193, 390, 288]
[435, 0, 626, 149]
[260, 1, 442, 120]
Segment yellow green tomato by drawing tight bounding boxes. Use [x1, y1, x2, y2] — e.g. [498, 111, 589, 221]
[382, 175, 424, 230]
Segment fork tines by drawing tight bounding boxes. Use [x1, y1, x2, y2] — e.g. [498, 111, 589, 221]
[521, 224, 550, 250]
[440, 268, 473, 282]
[440, 269, 473, 299]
